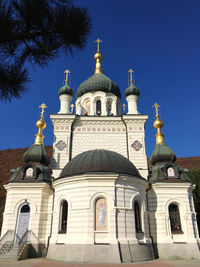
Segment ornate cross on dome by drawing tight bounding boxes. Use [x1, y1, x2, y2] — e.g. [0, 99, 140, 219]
[152, 103, 160, 117]
[39, 103, 47, 116]
[64, 69, 70, 83]
[128, 69, 134, 83]
[95, 38, 102, 52]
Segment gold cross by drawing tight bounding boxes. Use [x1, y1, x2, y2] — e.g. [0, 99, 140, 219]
[95, 38, 102, 52]
[70, 104, 75, 113]
[64, 69, 70, 83]
[128, 69, 134, 83]
[39, 103, 47, 116]
[152, 103, 160, 116]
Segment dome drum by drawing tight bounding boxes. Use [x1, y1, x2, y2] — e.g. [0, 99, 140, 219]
[75, 91, 121, 116]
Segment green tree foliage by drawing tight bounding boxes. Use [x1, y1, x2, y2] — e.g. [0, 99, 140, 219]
[0, 0, 91, 101]
[189, 168, 200, 234]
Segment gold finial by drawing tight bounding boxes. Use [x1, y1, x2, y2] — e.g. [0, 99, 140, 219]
[35, 103, 47, 145]
[94, 38, 103, 74]
[128, 69, 134, 83]
[95, 38, 102, 52]
[70, 103, 75, 114]
[152, 103, 164, 144]
[64, 69, 70, 83]
[123, 103, 126, 114]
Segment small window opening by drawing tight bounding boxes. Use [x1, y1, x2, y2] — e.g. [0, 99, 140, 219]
[134, 201, 142, 232]
[21, 204, 30, 213]
[169, 204, 182, 233]
[96, 100, 101, 115]
[59, 200, 68, 233]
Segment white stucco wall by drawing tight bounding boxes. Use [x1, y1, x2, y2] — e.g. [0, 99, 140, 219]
[50, 174, 150, 246]
[50, 114, 148, 179]
[1, 183, 53, 245]
[147, 182, 200, 259]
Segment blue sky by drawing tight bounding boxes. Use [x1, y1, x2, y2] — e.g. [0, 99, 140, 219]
[1, 0, 200, 157]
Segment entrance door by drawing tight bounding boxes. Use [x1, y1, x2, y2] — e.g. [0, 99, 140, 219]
[15, 204, 30, 242]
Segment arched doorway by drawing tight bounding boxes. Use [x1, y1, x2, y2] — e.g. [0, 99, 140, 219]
[15, 203, 30, 242]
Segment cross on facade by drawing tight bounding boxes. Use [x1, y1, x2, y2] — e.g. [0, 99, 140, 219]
[128, 69, 134, 83]
[64, 69, 70, 83]
[39, 103, 47, 116]
[152, 103, 160, 116]
[95, 38, 102, 52]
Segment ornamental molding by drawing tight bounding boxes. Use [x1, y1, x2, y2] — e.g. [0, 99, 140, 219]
[128, 125, 144, 131]
[51, 119, 75, 124]
[73, 126, 126, 133]
[50, 114, 76, 124]
[54, 125, 71, 131]
[78, 116, 123, 122]
[75, 120, 124, 126]
[124, 119, 147, 124]
[123, 114, 148, 120]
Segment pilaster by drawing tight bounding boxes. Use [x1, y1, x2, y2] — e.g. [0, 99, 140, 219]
[123, 114, 148, 179]
[50, 114, 76, 177]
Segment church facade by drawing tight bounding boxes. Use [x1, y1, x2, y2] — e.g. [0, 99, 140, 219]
[0, 42, 199, 262]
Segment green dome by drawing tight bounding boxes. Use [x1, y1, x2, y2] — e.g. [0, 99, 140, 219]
[58, 82, 73, 96]
[125, 82, 140, 97]
[23, 144, 50, 166]
[59, 149, 141, 178]
[76, 73, 121, 98]
[150, 143, 176, 166]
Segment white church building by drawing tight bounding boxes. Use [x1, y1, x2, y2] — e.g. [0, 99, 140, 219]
[0, 41, 199, 263]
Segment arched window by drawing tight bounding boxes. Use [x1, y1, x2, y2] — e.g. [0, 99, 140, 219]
[134, 201, 142, 232]
[59, 200, 68, 233]
[107, 100, 112, 115]
[96, 100, 101, 115]
[169, 203, 182, 233]
[95, 198, 108, 231]
[21, 204, 30, 213]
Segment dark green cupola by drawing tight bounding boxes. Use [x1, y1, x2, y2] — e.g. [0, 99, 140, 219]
[125, 69, 140, 97]
[124, 82, 140, 97]
[58, 70, 73, 97]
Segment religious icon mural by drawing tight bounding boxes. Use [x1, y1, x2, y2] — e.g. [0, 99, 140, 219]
[95, 198, 108, 231]
[26, 168, 33, 177]
[85, 101, 91, 115]
[167, 167, 175, 177]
